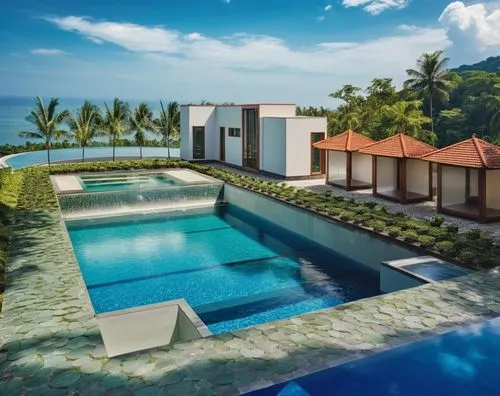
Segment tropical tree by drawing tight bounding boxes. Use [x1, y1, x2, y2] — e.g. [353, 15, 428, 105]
[102, 98, 130, 161]
[380, 100, 434, 143]
[486, 84, 500, 135]
[435, 108, 467, 147]
[18, 96, 70, 168]
[153, 101, 180, 159]
[67, 101, 102, 162]
[130, 102, 154, 159]
[404, 50, 456, 136]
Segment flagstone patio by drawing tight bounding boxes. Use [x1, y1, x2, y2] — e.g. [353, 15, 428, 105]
[1, 203, 500, 395]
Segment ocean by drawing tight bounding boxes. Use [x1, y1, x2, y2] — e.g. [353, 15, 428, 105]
[0, 96, 162, 146]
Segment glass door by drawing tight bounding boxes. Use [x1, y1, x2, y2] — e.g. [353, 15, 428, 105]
[192, 126, 205, 159]
[220, 127, 225, 162]
[243, 108, 259, 169]
[310, 132, 325, 174]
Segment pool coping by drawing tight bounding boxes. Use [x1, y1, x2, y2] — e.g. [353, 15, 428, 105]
[3, 173, 500, 394]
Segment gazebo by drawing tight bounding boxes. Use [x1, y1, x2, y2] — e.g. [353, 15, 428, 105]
[421, 134, 500, 223]
[358, 133, 436, 204]
[313, 130, 375, 190]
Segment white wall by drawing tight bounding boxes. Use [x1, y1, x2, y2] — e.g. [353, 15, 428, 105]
[377, 157, 397, 192]
[258, 104, 296, 118]
[180, 106, 216, 160]
[180, 106, 191, 160]
[215, 106, 242, 166]
[442, 166, 466, 206]
[261, 118, 286, 176]
[284, 117, 327, 177]
[224, 184, 417, 271]
[352, 153, 372, 184]
[406, 159, 429, 195]
[486, 170, 500, 210]
[328, 151, 347, 183]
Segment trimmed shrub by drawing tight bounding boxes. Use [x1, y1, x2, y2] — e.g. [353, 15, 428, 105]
[446, 224, 458, 234]
[386, 226, 402, 237]
[418, 235, 436, 248]
[429, 215, 445, 227]
[466, 229, 483, 240]
[437, 241, 455, 255]
[403, 230, 419, 243]
[363, 201, 377, 209]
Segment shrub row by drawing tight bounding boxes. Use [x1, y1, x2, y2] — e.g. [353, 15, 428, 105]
[47, 159, 500, 270]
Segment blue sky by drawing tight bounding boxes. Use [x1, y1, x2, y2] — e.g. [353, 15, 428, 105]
[1, 0, 499, 106]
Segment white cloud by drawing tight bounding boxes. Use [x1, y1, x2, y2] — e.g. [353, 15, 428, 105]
[324, 4, 333, 11]
[439, 1, 500, 46]
[317, 15, 326, 21]
[47, 16, 181, 53]
[45, 16, 447, 77]
[439, 1, 500, 63]
[342, 0, 409, 15]
[30, 48, 66, 55]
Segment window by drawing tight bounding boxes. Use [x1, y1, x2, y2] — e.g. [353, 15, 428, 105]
[228, 127, 241, 137]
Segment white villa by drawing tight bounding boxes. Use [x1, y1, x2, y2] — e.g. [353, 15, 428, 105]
[180, 104, 327, 178]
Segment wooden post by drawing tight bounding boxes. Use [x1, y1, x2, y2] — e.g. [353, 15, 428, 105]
[326, 150, 330, 185]
[400, 158, 407, 204]
[437, 164, 443, 213]
[372, 156, 377, 196]
[346, 151, 352, 191]
[479, 168, 487, 223]
[428, 162, 433, 200]
[465, 168, 471, 201]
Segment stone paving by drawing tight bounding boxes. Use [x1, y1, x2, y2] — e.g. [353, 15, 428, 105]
[2, 199, 500, 394]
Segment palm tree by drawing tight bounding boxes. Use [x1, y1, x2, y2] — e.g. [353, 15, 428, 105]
[18, 96, 70, 169]
[153, 101, 180, 159]
[130, 103, 154, 159]
[404, 50, 456, 136]
[67, 101, 102, 162]
[102, 98, 130, 161]
[380, 100, 434, 144]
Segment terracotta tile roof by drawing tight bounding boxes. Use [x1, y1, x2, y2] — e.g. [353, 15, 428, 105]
[421, 135, 500, 169]
[358, 133, 436, 159]
[313, 130, 374, 152]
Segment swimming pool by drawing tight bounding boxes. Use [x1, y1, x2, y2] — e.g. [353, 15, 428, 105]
[67, 204, 381, 334]
[79, 172, 179, 192]
[2, 146, 180, 169]
[247, 315, 500, 395]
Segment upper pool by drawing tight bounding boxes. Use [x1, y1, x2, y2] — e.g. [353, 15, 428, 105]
[2, 146, 180, 169]
[79, 172, 180, 192]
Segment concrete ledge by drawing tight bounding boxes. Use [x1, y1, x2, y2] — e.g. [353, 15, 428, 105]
[51, 175, 84, 193]
[96, 300, 212, 358]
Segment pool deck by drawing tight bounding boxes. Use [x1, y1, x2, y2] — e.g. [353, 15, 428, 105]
[2, 200, 500, 395]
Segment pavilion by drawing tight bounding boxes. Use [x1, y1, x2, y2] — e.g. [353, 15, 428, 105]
[313, 130, 375, 190]
[421, 134, 500, 223]
[358, 133, 436, 204]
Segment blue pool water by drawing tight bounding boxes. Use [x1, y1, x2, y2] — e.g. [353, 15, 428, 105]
[67, 205, 381, 334]
[248, 316, 500, 395]
[79, 172, 179, 192]
[3, 146, 180, 169]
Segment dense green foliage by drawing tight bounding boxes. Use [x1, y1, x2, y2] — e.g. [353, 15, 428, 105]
[49, 160, 500, 269]
[299, 54, 500, 147]
[453, 56, 500, 74]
